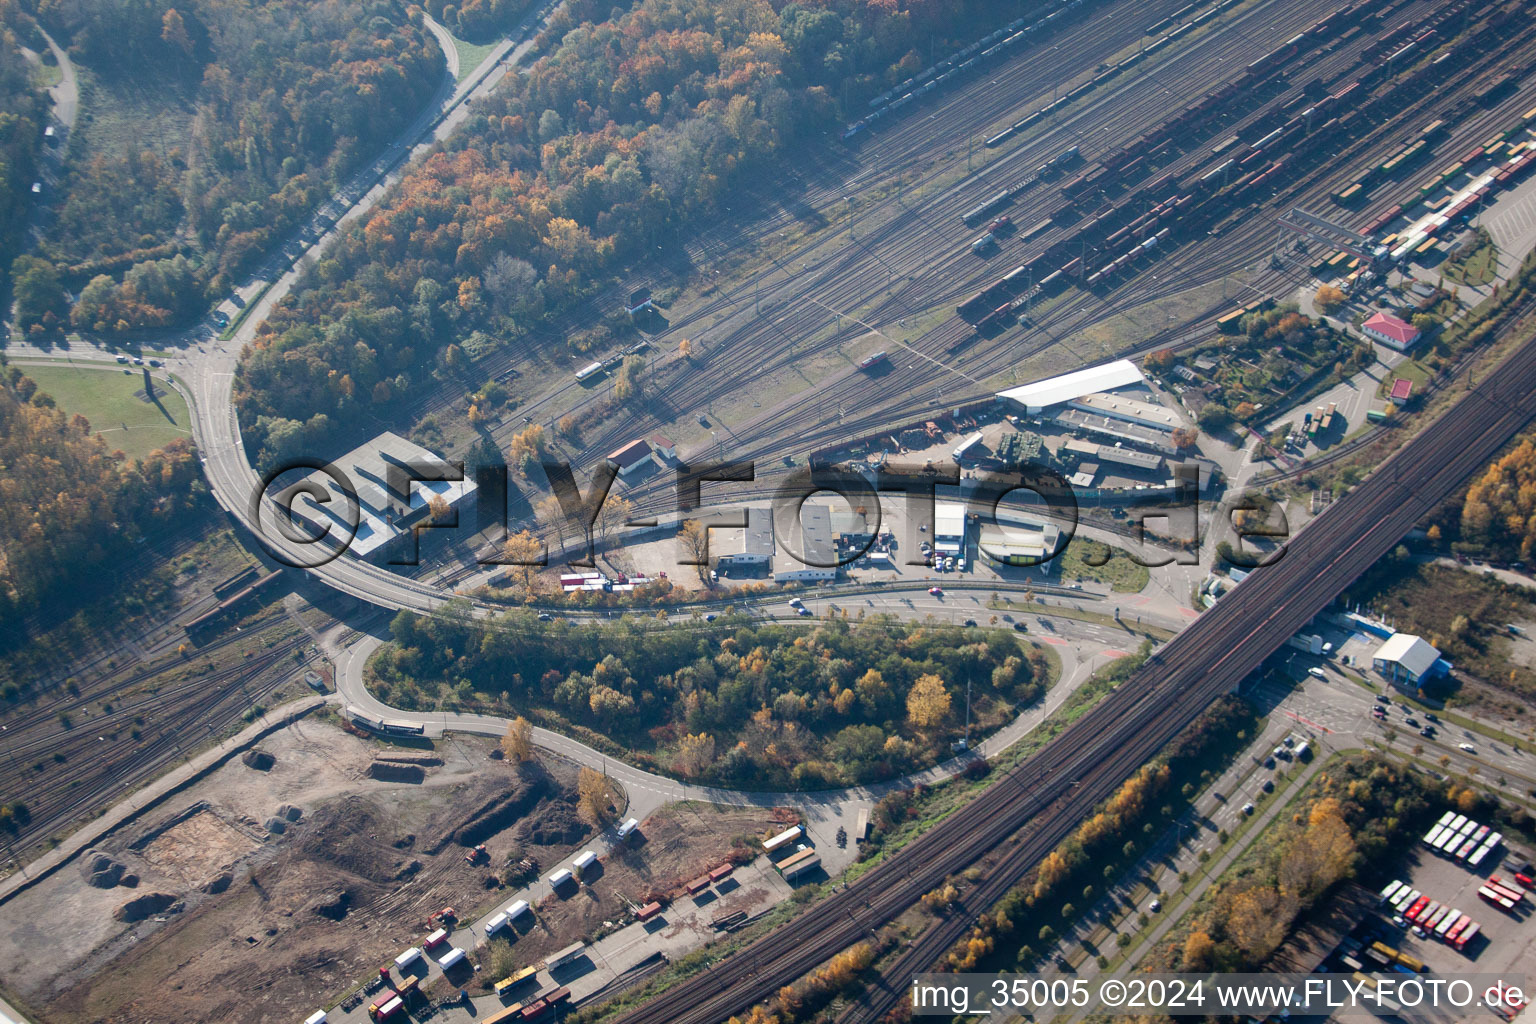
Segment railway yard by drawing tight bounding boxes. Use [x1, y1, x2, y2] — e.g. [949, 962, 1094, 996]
[13, 0, 1536, 1021]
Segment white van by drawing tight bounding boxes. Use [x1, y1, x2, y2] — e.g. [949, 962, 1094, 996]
[1307, 666, 1327, 680]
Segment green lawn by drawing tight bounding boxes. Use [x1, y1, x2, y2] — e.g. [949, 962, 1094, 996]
[451, 35, 499, 81]
[1443, 228, 1499, 287]
[21, 363, 191, 459]
[1378, 357, 1433, 399]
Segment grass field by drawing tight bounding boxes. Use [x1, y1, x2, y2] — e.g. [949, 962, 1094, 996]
[1054, 537, 1153, 592]
[21, 363, 191, 459]
[1443, 228, 1499, 287]
[451, 34, 499, 81]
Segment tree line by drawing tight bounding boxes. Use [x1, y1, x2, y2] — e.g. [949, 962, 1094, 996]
[0, 0, 46, 296]
[373, 606, 1050, 788]
[234, 0, 1034, 470]
[12, 0, 444, 336]
[0, 359, 203, 647]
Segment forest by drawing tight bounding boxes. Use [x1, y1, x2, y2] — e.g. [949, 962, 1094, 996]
[0, 359, 204, 646]
[0, 1, 45, 297]
[371, 607, 1051, 788]
[1460, 433, 1536, 561]
[14, 0, 443, 334]
[235, 0, 1034, 470]
[421, 0, 532, 42]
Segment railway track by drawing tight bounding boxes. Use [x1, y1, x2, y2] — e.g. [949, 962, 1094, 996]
[607, 272, 1536, 1024]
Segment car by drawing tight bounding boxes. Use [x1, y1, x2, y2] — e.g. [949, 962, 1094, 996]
[1391, 914, 1407, 928]
[1460, 743, 1477, 753]
[963, 619, 978, 627]
[1375, 695, 1391, 704]
[1425, 712, 1439, 722]
[928, 587, 943, 596]
[1241, 802, 1255, 815]
[115, 355, 128, 364]
[704, 613, 717, 622]
[536, 612, 553, 621]
[788, 597, 803, 608]
[1413, 926, 1428, 939]
[1148, 899, 1161, 912]
[131, 356, 144, 365]
[1013, 622, 1029, 633]
[211, 310, 230, 328]
[1307, 666, 1327, 680]
[1405, 717, 1418, 727]
[1282, 737, 1295, 747]
[796, 607, 813, 616]
[1261, 779, 1274, 793]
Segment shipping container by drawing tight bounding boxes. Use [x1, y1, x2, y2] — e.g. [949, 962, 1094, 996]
[495, 965, 539, 996]
[548, 942, 587, 969]
[781, 853, 822, 882]
[764, 825, 805, 853]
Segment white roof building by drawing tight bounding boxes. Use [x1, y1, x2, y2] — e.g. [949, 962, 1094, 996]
[934, 501, 968, 555]
[285, 431, 477, 561]
[995, 359, 1146, 414]
[1372, 633, 1442, 686]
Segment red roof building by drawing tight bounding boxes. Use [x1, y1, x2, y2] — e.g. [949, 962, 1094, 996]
[1389, 378, 1414, 402]
[607, 439, 655, 477]
[1362, 311, 1421, 350]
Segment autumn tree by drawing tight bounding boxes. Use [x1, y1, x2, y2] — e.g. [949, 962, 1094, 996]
[500, 530, 544, 593]
[1462, 436, 1536, 559]
[1314, 283, 1346, 313]
[1172, 426, 1199, 450]
[679, 337, 694, 360]
[906, 673, 952, 729]
[577, 766, 619, 825]
[1144, 348, 1176, 372]
[502, 716, 534, 762]
[679, 519, 712, 580]
[595, 494, 635, 543]
[428, 494, 452, 523]
[676, 732, 716, 777]
[1182, 930, 1216, 971]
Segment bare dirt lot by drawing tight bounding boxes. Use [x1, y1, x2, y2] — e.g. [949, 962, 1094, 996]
[0, 714, 618, 1024]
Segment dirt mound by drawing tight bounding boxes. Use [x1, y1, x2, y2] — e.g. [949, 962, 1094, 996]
[310, 889, 353, 921]
[372, 754, 442, 766]
[113, 892, 180, 922]
[202, 872, 233, 895]
[366, 762, 425, 783]
[242, 748, 275, 771]
[265, 817, 288, 834]
[291, 799, 410, 885]
[517, 798, 590, 847]
[277, 804, 303, 822]
[449, 774, 553, 850]
[79, 850, 125, 889]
